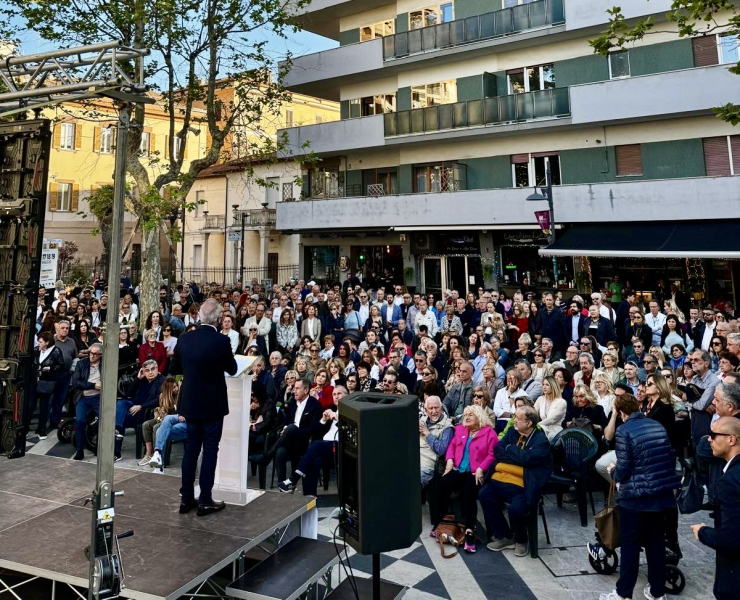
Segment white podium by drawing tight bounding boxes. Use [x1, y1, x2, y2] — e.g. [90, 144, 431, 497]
[213, 355, 263, 505]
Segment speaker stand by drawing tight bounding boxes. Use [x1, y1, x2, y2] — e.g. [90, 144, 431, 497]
[372, 553, 380, 600]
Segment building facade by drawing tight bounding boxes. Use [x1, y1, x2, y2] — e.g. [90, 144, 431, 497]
[278, 0, 740, 303]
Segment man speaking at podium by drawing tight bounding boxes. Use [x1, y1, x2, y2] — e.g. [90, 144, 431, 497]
[170, 298, 238, 516]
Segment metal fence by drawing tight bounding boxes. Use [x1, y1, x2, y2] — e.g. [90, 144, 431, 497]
[384, 87, 570, 136]
[180, 264, 299, 287]
[383, 0, 564, 60]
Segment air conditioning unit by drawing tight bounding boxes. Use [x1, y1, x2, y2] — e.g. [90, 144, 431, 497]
[411, 232, 436, 254]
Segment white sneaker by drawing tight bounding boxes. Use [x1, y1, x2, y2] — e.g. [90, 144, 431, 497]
[152, 467, 164, 475]
[644, 584, 665, 600]
[600, 592, 629, 600]
[149, 451, 162, 468]
[138, 454, 152, 466]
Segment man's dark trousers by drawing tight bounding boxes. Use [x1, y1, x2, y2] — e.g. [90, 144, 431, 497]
[298, 440, 335, 496]
[181, 418, 224, 505]
[479, 479, 529, 543]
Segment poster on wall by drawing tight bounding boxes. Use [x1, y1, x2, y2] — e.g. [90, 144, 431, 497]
[40, 248, 59, 289]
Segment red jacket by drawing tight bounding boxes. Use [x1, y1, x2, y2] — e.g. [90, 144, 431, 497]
[139, 341, 168, 374]
[311, 383, 334, 410]
[446, 424, 498, 473]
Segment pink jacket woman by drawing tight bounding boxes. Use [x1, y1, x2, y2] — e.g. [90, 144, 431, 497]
[445, 423, 499, 473]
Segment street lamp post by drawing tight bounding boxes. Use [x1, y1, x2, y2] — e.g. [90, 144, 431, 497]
[525, 161, 558, 287]
[233, 204, 245, 287]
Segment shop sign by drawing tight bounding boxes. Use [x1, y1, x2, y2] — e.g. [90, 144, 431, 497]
[438, 232, 480, 254]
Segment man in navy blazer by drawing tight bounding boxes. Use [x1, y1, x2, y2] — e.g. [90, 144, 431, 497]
[170, 299, 238, 516]
[692, 416, 740, 600]
[260, 377, 322, 483]
[380, 295, 402, 330]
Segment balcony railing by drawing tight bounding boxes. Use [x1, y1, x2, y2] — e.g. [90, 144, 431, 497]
[204, 214, 226, 229]
[383, 0, 563, 60]
[232, 208, 277, 228]
[384, 87, 570, 136]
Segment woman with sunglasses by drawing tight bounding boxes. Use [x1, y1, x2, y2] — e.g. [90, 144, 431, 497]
[709, 336, 727, 373]
[531, 349, 551, 382]
[161, 324, 178, 358]
[415, 365, 445, 400]
[471, 386, 496, 429]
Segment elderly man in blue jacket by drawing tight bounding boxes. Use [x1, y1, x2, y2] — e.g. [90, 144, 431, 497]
[479, 404, 552, 557]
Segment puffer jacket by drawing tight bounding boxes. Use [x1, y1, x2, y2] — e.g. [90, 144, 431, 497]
[614, 412, 680, 500]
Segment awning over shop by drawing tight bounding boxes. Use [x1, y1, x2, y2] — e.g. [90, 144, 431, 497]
[539, 223, 740, 259]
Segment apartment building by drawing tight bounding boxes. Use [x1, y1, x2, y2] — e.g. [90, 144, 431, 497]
[278, 0, 740, 303]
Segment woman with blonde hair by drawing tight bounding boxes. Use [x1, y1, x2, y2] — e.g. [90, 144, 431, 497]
[564, 384, 607, 434]
[592, 372, 615, 417]
[326, 358, 346, 387]
[643, 372, 676, 436]
[600, 350, 624, 385]
[534, 375, 567, 440]
[648, 345, 667, 369]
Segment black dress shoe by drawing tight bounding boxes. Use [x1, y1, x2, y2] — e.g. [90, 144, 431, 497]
[179, 500, 199, 514]
[197, 501, 226, 516]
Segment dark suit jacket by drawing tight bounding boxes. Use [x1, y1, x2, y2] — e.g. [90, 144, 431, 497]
[698, 456, 740, 600]
[283, 396, 322, 440]
[579, 317, 616, 347]
[170, 324, 238, 420]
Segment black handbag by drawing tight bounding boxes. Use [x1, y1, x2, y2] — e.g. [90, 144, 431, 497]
[676, 463, 704, 514]
[37, 378, 56, 394]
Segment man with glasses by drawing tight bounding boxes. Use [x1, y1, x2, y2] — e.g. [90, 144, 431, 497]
[643, 356, 659, 376]
[381, 371, 401, 395]
[686, 350, 721, 446]
[69, 342, 103, 460]
[691, 416, 740, 600]
[357, 292, 371, 328]
[698, 307, 717, 351]
[564, 345, 581, 376]
[625, 340, 647, 370]
[393, 286, 404, 307]
[114, 359, 165, 461]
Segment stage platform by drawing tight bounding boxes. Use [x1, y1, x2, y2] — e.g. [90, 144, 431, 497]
[0, 454, 317, 599]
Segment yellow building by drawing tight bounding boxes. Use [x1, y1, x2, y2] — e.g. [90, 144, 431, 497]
[44, 96, 207, 274]
[45, 86, 338, 282]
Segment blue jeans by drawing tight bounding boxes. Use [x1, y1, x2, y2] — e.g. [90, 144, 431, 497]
[154, 415, 187, 452]
[49, 372, 72, 427]
[114, 399, 147, 456]
[181, 418, 224, 505]
[75, 395, 100, 453]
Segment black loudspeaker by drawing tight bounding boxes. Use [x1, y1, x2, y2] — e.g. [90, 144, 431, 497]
[338, 392, 421, 555]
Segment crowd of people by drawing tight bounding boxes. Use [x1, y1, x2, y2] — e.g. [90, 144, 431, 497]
[29, 272, 740, 600]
